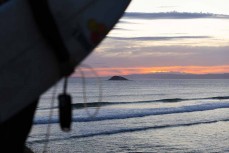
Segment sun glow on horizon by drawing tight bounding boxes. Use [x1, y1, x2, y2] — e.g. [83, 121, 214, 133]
[149, 70, 170, 73]
[73, 65, 229, 77]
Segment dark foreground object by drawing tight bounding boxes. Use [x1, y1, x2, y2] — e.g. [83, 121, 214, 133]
[0, 100, 38, 153]
[24, 146, 34, 153]
[109, 76, 129, 81]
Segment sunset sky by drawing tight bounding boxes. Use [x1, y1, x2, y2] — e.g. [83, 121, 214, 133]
[81, 0, 229, 76]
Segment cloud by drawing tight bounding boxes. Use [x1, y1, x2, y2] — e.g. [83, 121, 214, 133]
[124, 12, 229, 20]
[83, 45, 229, 68]
[108, 36, 211, 41]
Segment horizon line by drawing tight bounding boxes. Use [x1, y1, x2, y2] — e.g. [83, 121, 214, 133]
[71, 65, 229, 77]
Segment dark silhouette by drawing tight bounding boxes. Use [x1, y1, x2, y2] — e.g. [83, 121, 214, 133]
[0, 0, 130, 152]
[0, 99, 38, 153]
[109, 76, 129, 80]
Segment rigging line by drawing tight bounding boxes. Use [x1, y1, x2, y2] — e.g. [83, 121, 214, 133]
[42, 83, 58, 153]
[78, 64, 102, 118]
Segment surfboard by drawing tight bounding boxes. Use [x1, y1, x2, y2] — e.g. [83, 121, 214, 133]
[0, 0, 131, 123]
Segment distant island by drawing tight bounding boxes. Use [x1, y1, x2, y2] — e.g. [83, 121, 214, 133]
[108, 76, 129, 81]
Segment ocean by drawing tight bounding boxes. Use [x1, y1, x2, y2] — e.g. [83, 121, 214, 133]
[27, 78, 229, 153]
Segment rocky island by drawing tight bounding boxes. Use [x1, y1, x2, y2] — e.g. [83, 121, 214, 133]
[108, 76, 129, 81]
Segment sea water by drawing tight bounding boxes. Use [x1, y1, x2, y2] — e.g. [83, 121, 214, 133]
[27, 78, 229, 153]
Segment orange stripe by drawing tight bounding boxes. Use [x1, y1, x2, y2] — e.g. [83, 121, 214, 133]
[72, 65, 229, 77]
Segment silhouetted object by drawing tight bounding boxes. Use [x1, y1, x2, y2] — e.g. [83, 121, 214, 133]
[0, 99, 38, 153]
[109, 76, 129, 80]
[24, 146, 34, 153]
[0, 0, 131, 152]
[0, 0, 7, 5]
[58, 93, 72, 132]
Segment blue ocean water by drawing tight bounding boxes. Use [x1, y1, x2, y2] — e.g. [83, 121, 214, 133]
[27, 78, 229, 153]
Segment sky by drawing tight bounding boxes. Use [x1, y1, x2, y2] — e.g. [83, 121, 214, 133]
[80, 0, 229, 77]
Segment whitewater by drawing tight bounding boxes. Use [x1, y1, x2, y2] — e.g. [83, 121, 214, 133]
[27, 78, 229, 152]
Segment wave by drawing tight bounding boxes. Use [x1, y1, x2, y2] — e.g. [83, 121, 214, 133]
[34, 102, 229, 124]
[155, 98, 187, 102]
[71, 96, 229, 108]
[210, 96, 229, 100]
[29, 118, 229, 144]
[157, 96, 229, 102]
[37, 99, 183, 110]
[72, 98, 186, 107]
[37, 96, 229, 110]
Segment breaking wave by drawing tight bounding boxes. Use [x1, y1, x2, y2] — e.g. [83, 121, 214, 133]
[34, 102, 229, 124]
